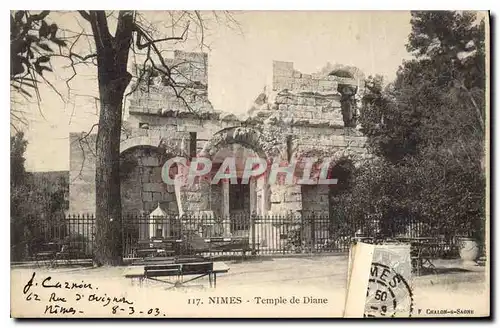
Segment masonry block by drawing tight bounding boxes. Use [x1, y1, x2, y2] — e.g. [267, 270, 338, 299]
[141, 170, 151, 183]
[285, 192, 302, 203]
[143, 183, 164, 193]
[152, 192, 162, 202]
[169, 201, 179, 212]
[305, 98, 315, 106]
[151, 167, 163, 182]
[282, 201, 302, 211]
[141, 156, 159, 167]
[142, 192, 153, 202]
[294, 96, 304, 106]
[273, 61, 294, 73]
[270, 191, 283, 203]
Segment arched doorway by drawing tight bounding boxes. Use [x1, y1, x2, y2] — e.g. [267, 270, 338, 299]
[120, 145, 178, 216]
[296, 153, 356, 220]
[327, 157, 355, 220]
[201, 127, 269, 236]
[119, 145, 179, 255]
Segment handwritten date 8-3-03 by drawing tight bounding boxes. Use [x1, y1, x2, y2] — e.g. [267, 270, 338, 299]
[22, 272, 166, 317]
[111, 306, 166, 316]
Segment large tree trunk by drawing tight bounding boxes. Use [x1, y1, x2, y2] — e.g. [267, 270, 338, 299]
[94, 80, 126, 266]
[90, 10, 133, 266]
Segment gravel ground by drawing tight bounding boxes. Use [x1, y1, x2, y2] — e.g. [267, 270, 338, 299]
[10, 255, 488, 318]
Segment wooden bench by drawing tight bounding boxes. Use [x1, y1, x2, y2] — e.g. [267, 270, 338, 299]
[124, 261, 229, 289]
[56, 243, 87, 261]
[203, 237, 254, 256]
[135, 238, 183, 258]
[32, 242, 61, 266]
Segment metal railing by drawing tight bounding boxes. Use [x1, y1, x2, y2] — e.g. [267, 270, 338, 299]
[11, 213, 463, 262]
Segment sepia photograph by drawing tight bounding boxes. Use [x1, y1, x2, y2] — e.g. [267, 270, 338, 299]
[9, 8, 490, 318]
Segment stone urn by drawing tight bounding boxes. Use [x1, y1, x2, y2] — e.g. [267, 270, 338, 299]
[458, 237, 480, 266]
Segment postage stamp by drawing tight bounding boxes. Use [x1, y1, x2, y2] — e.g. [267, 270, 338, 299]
[364, 262, 413, 317]
[365, 244, 413, 317]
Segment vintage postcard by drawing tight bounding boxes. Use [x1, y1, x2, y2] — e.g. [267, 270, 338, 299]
[10, 10, 490, 318]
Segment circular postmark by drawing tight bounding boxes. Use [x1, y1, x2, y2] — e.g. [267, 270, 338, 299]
[364, 262, 414, 318]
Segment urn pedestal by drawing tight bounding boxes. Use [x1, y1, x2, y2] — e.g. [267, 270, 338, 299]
[458, 237, 479, 266]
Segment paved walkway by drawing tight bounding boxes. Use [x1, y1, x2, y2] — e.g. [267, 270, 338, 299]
[11, 255, 488, 317]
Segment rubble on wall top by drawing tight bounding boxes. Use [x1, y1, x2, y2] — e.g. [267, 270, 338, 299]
[126, 54, 365, 129]
[271, 60, 364, 93]
[245, 60, 366, 128]
[128, 50, 216, 118]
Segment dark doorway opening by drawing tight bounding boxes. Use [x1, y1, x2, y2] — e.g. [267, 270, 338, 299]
[229, 178, 250, 232]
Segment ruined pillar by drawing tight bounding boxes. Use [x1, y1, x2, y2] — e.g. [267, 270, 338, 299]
[222, 180, 231, 235]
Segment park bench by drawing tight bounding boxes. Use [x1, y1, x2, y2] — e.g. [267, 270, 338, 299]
[56, 243, 88, 263]
[203, 236, 255, 257]
[124, 261, 229, 289]
[32, 242, 61, 266]
[135, 238, 183, 258]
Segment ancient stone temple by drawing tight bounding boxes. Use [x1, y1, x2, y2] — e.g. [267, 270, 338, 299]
[69, 51, 369, 227]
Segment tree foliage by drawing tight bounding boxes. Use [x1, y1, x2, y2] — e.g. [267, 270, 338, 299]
[347, 11, 487, 244]
[10, 10, 66, 98]
[360, 11, 485, 162]
[11, 132, 69, 261]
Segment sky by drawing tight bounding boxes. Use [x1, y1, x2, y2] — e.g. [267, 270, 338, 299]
[13, 11, 414, 172]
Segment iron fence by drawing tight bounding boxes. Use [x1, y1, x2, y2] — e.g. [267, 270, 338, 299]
[11, 215, 95, 263]
[11, 213, 463, 262]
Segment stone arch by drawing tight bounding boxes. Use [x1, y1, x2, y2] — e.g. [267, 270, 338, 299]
[197, 126, 271, 220]
[198, 126, 269, 160]
[297, 148, 363, 219]
[120, 136, 160, 154]
[328, 149, 367, 168]
[119, 144, 178, 216]
[291, 146, 365, 180]
[120, 145, 161, 181]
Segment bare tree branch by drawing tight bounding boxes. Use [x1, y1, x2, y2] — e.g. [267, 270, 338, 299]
[77, 10, 91, 22]
[135, 22, 189, 50]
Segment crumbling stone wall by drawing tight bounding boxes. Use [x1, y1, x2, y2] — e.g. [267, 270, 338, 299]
[128, 51, 212, 115]
[68, 51, 370, 222]
[244, 61, 369, 217]
[249, 61, 363, 128]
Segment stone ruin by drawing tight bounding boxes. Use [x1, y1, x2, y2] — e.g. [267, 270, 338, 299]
[68, 51, 370, 244]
